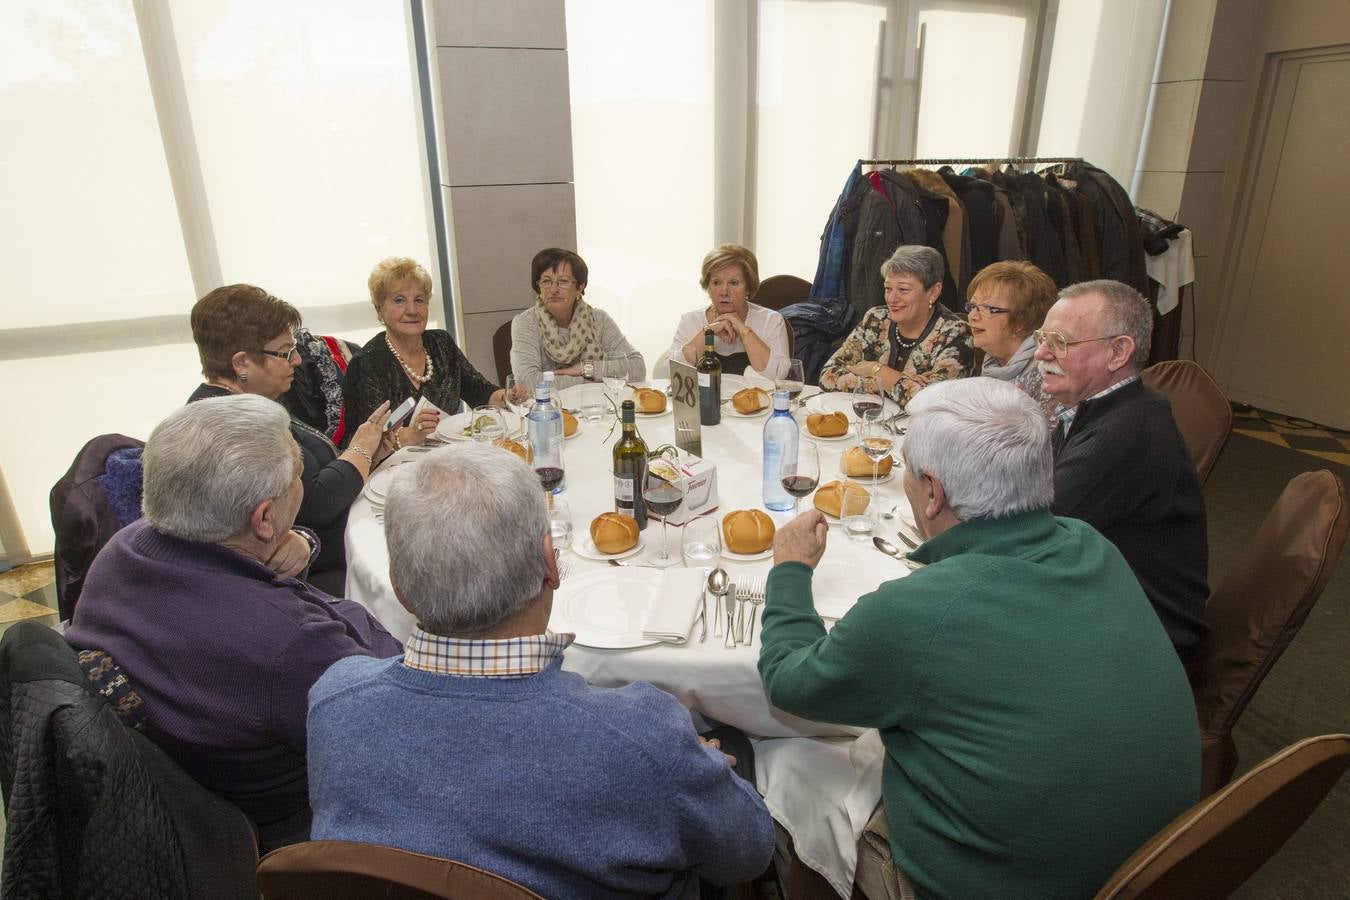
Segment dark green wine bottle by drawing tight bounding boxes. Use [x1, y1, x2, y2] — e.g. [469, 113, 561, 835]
[612, 399, 648, 529]
[696, 327, 722, 426]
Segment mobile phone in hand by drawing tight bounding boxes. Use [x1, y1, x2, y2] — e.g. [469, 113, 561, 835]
[385, 396, 416, 432]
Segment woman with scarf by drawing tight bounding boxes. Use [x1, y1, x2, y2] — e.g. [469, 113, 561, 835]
[965, 260, 1058, 421]
[510, 248, 645, 391]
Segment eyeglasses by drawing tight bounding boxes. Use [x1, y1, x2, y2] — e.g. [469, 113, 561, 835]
[964, 301, 1010, 317]
[538, 277, 576, 291]
[260, 344, 300, 363]
[1032, 330, 1122, 358]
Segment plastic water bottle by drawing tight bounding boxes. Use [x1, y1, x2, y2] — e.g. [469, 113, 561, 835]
[762, 388, 797, 511]
[526, 374, 564, 493]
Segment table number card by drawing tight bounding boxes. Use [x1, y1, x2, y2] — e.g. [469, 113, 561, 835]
[669, 359, 702, 457]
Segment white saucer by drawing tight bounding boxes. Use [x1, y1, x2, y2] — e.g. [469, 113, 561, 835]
[572, 532, 647, 561]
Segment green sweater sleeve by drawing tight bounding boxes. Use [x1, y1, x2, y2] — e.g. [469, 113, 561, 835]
[757, 562, 917, 729]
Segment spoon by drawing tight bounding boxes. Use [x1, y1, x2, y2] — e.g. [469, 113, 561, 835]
[707, 567, 734, 646]
[872, 537, 924, 570]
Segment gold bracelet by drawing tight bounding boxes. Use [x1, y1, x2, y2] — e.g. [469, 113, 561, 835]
[872, 362, 884, 376]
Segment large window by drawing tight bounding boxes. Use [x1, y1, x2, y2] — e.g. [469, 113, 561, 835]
[0, 1, 434, 560]
[567, 0, 1167, 370]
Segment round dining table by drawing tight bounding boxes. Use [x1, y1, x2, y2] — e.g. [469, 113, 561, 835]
[343, 380, 915, 898]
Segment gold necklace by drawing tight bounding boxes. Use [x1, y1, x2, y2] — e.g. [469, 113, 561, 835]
[385, 334, 434, 385]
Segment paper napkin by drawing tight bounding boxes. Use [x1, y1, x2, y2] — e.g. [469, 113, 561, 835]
[641, 568, 705, 643]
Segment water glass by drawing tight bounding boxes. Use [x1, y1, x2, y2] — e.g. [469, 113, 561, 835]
[580, 382, 607, 422]
[504, 375, 531, 416]
[841, 487, 877, 542]
[681, 516, 722, 569]
[548, 498, 573, 554]
[602, 353, 629, 406]
[471, 406, 505, 443]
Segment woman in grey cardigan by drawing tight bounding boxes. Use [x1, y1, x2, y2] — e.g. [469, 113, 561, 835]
[510, 248, 644, 392]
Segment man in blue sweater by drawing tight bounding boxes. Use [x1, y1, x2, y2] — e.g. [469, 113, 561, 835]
[308, 443, 774, 899]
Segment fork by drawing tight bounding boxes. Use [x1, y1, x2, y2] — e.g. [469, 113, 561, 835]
[734, 580, 766, 644]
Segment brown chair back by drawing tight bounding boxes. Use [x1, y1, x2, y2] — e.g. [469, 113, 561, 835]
[1093, 733, 1350, 899]
[492, 320, 513, 386]
[257, 840, 544, 899]
[1190, 469, 1349, 794]
[755, 274, 810, 311]
[1140, 360, 1232, 483]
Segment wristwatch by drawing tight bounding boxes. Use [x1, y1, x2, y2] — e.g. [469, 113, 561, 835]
[583, 359, 596, 381]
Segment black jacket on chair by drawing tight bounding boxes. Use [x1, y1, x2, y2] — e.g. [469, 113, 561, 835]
[0, 622, 258, 899]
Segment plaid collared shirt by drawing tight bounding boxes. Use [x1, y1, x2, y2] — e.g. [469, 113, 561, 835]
[1056, 375, 1139, 435]
[402, 626, 574, 678]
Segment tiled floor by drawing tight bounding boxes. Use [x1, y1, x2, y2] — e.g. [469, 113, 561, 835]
[1232, 407, 1350, 467]
[0, 561, 60, 636]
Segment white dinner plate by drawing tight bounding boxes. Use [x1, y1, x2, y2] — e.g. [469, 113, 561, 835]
[363, 464, 409, 502]
[546, 568, 664, 649]
[572, 532, 647, 562]
[723, 546, 774, 562]
[802, 423, 855, 443]
[434, 410, 522, 442]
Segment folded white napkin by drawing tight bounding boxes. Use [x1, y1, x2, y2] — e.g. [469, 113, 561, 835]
[641, 569, 705, 643]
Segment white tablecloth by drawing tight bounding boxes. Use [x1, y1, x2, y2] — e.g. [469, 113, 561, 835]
[344, 385, 911, 896]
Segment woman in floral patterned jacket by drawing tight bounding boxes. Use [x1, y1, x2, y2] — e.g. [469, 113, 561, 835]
[819, 245, 974, 407]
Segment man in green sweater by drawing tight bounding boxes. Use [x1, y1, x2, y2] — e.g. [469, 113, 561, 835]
[759, 377, 1200, 899]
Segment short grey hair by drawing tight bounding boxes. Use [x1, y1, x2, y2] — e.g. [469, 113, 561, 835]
[385, 443, 550, 636]
[880, 245, 945, 290]
[901, 377, 1053, 520]
[142, 395, 295, 542]
[1059, 279, 1152, 369]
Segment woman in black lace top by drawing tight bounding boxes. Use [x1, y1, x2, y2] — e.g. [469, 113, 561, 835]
[344, 257, 514, 450]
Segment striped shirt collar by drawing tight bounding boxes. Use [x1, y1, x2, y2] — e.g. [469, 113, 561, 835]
[1056, 374, 1140, 432]
[402, 626, 574, 678]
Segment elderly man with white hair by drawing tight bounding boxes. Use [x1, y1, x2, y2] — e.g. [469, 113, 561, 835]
[307, 443, 774, 899]
[757, 377, 1199, 900]
[66, 395, 401, 850]
[1035, 278, 1209, 653]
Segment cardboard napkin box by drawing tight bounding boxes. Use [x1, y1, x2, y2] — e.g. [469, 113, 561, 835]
[649, 450, 718, 526]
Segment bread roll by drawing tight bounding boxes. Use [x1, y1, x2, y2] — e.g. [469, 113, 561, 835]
[731, 388, 769, 414]
[842, 445, 893, 477]
[590, 513, 640, 554]
[807, 411, 849, 437]
[495, 438, 533, 464]
[722, 509, 776, 554]
[813, 480, 870, 518]
[562, 409, 578, 436]
[634, 388, 667, 414]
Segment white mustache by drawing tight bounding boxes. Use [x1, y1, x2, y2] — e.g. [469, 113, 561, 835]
[1038, 361, 1066, 378]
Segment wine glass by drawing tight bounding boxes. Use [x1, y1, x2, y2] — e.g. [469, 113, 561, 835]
[602, 353, 629, 410]
[858, 413, 894, 509]
[776, 359, 806, 403]
[471, 406, 505, 443]
[780, 441, 820, 515]
[644, 472, 686, 568]
[851, 375, 882, 422]
[529, 431, 565, 495]
[681, 516, 722, 569]
[504, 374, 532, 417]
[548, 498, 573, 555]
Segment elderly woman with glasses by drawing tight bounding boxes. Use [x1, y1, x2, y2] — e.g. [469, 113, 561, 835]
[188, 284, 393, 594]
[819, 245, 973, 406]
[510, 247, 645, 391]
[966, 260, 1058, 420]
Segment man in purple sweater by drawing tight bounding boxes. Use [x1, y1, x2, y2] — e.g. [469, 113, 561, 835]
[67, 395, 401, 850]
[307, 444, 774, 898]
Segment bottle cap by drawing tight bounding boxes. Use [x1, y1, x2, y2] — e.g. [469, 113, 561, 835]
[772, 388, 790, 410]
[620, 399, 636, 423]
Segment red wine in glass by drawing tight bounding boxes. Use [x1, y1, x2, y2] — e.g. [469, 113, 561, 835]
[535, 466, 565, 492]
[852, 398, 882, 419]
[781, 475, 818, 498]
[645, 484, 683, 518]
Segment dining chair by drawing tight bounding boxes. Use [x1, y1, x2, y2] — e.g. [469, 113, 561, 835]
[1139, 359, 1231, 484]
[256, 840, 544, 899]
[492, 319, 514, 386]
[1189, 468, 1349, 795]
[755, 274, 812, 311]
[1093, 733, 1350, 899]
